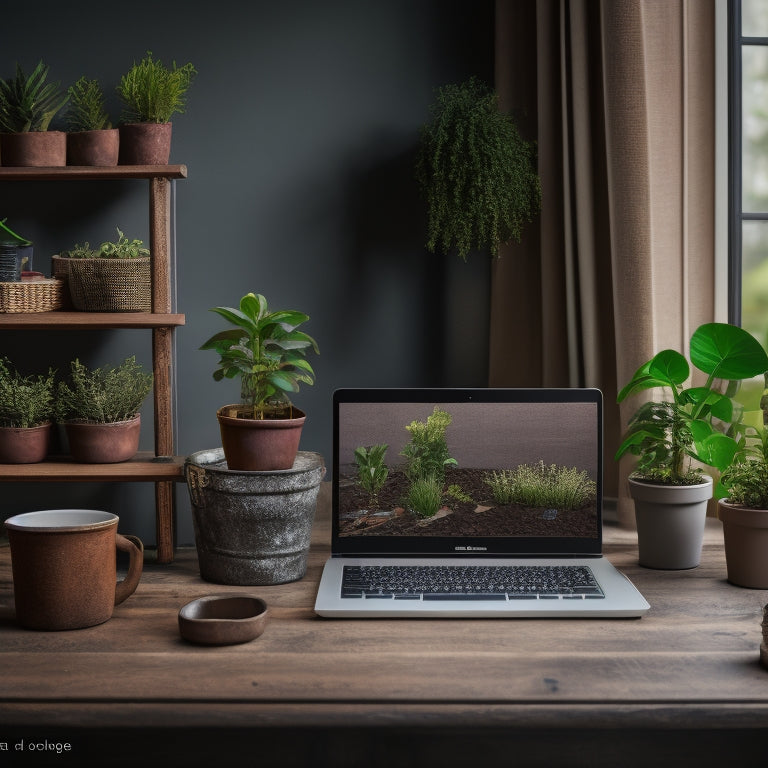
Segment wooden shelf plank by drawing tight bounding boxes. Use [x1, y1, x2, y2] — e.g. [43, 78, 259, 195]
[0, 311, 185, 328]
[0, 451, 186, 482]
[0, 165, 187, 181]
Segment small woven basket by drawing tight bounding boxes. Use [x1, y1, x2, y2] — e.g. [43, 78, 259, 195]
[0, 277, 63, 313]
[67, 257, 151, 312]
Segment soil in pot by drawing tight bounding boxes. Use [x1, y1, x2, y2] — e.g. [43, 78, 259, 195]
[65, 416, 141, 463]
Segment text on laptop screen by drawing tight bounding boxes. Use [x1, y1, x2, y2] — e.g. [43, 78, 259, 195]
[337, 399, 600, 541]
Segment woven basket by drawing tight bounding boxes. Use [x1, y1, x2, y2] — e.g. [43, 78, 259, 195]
[0, 277, 63, 313]
[50, 255, 74, 310]
[67, 257, 151, 312]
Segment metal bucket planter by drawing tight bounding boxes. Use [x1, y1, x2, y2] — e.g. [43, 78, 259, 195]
[185, 448, 325, 585]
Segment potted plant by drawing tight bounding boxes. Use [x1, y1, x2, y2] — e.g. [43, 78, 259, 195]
[415, 76, 541, 260]
[59, 228, 151, 312]
[56, 356, 153, 463]
[200, 291, 319, 471]
[65, 76, 119, 166]
[0, 357, 56, 464]
[117, 51, 196, 165]
[616, 322, 768, 569]
[717, 379, 768, 588]
[0, 60, 69, 166]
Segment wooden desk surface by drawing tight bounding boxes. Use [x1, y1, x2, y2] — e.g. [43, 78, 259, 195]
[2, 484, 768, 767]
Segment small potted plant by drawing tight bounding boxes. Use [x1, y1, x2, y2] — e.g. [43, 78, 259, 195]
[65, 76, 118, 166]
[200, 291, 319, 471]
[415, 77, 541, 260]
[0, 357, 56, 464]
[0, 60, 69, 166]
[616, 322, 768, 570]
[60, 228, 151, 312]
[117, 51, 196, 164]
[717, 380, 768, 588]
[56, 356, 153, 463]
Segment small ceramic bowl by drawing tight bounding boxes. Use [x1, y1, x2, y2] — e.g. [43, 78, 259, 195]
[178, 595, 268, 646]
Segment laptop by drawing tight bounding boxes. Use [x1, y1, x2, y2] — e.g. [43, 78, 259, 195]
[314, 387, 649, 618]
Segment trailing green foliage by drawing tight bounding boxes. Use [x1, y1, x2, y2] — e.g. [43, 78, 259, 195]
[0, 357, 56, 428]
[56, 357, 153, 424]
[354, 444, 389, 506]
[616, 323, 768, 490]
[200, 292, 319, 419]
[484, 461, 597, 510]
[118, 51, 196, 124]
[66, 76, 112, 132]
[0, 60, 69, 132]
[401, 406, 457, 483]
[406, 475, 444, 519]
[415, 77, 541, 260]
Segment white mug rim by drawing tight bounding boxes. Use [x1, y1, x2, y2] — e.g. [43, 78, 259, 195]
[4, 509, 118, 532]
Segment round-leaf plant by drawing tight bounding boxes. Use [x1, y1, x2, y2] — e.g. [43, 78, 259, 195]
[200, 292, 319, 420]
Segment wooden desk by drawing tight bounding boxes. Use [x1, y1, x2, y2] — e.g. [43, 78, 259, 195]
[2, 484, 767, 768]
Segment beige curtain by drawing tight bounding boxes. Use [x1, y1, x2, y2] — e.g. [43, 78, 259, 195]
[490, 0, 715, 525]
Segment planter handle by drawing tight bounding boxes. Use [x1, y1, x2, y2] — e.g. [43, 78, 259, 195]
[185, 463, 209, 507]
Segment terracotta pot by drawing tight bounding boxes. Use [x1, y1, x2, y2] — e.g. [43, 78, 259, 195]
[717, 499, 768, 588]
[65, 415, 141, 463]
[4, 509, 143, 630]
[118, 122, 172, 164]
[66, 128, 119, 166]
[629, 476, 713, 569]
[217, 405, 306, 471]
[1, 131, 66, 166]
[0, 422, 52, 463]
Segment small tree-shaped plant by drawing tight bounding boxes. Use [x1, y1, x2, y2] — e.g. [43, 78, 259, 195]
[66, 76, 112, 132]
[401, 406, 457, 484]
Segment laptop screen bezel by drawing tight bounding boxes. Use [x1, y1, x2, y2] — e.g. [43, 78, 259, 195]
[331, 387, 604, 558]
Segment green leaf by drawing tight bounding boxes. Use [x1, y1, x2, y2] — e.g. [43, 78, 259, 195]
[690, 323, 768, 380]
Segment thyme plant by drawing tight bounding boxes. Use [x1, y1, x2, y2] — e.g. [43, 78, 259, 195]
[0, 357, 56, 428]
[416, 77, 541, 260]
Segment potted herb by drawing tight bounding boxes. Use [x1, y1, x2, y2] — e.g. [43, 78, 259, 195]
[717, 380, 768, 588]
[117, 51, 196, 164]
[56, 357, 153, 463]
[616, 322, 768, 569]
[65, 76, 118, 166]
[60, 228, 151, 312]
[0, 60, 69, 166]
[415, 77, 541, 260]
[199, 291, 319, 471]
[0, 357, 56, 464]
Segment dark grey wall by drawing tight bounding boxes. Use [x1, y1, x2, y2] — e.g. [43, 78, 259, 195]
[0, 0, 494, 546]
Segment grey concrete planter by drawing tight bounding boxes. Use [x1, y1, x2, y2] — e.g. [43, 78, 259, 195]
[185, 448, 325, 585]
[629, 475, 713, 570]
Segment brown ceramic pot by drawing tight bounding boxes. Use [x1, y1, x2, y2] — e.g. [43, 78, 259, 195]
[4, 509, 143, 630]
[66, 128, 119, 166]
[0, 131, 66, 166]
[65, 415, 141, 463]
[0, 422, 52, 464]
[717, 499, 768, 588]
[217, 405, 306, 471]
[118, 122, 172, 164]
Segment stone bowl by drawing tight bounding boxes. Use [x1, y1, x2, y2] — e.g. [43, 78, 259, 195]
[178, 595, 268, 646]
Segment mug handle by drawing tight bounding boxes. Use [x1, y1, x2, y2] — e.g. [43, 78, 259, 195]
[115, 534, 144, 606]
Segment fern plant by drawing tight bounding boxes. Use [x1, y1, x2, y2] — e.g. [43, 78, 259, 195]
[415, 77, 541, 260]
[66, 76, 111, 132]
[118, 51, 196, 124]
[0, 60, 69, 132]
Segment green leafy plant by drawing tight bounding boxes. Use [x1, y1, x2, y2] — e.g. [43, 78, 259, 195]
[200, 292, 319, 420]
[401, 406, 457, 483]
[485, 461, 597, 510]
[445, 484, 473, 504]
[616, 323, 768, 489]
[405, 475, 444, 519]
[62, 228, 149, 259]
[0, 60, 69, 132]
[415, 77, 541, 260]
[354, 444, 389, 506]
[56, 357, 153, 424]
[118, 51, 196, 124]
[61, 242, 97, 259]
[0, 357, 56, 428]
[66, 76, 112, 132]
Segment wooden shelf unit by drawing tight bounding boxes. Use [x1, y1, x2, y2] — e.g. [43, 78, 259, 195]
[0, 165, 188, 563]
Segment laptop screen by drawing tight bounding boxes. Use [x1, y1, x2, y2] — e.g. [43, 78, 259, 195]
[332, 388, 603, 557]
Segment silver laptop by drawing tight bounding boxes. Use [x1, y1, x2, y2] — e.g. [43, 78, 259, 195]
[314, 388, 649, 618]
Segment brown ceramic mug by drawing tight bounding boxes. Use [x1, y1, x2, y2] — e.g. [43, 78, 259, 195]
[4, 509, 143, 631]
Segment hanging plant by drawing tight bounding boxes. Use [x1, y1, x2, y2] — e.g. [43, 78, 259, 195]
[415, 77, 541, 260]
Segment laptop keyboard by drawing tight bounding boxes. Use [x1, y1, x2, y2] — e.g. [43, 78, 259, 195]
[341, 564, 604, 601]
